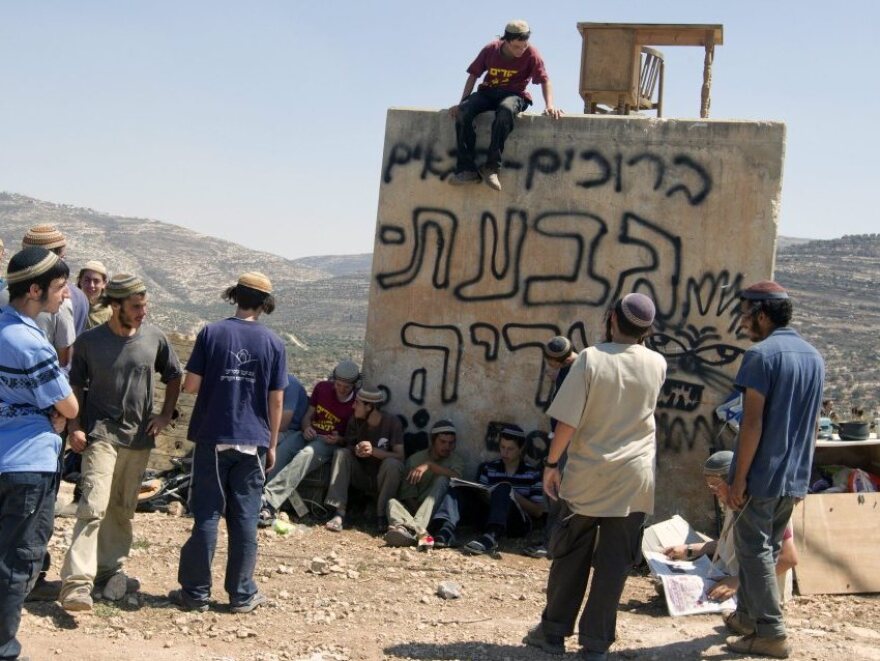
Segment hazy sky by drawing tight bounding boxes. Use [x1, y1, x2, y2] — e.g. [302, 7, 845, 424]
[1, 1, 876, 259]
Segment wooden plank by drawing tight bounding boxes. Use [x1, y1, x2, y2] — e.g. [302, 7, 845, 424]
[577, 23, 724, 46]
[793, 493, 880, 594]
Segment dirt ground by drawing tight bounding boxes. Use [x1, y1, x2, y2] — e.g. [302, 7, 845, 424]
[18, 487, 880, 661]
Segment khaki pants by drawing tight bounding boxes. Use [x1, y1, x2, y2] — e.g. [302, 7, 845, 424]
[387, 476, 450, 536]
[60, 440, 150, 597]
[325, 448, 403, 516]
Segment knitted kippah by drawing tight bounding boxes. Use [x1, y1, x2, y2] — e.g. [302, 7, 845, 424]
[500, 424, 525, 439]
[431, 420, 457, 436]
[544, 335, 572, 359]
[740, 280, 789, 301]
[356, 387, 385, 404]
[22, 224, 66, 250]
[703, 450, 734, 476]
[105, 273, 146, 299]
[620, 293, 656, 328]
[238, 271, 272, 294]
[6, 247, 60, 284]
[80, 260, 108, 277]
[333, 359, 360, 383]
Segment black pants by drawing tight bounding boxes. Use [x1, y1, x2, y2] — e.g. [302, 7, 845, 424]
[541, 502, 645, 653]
[431, 483, 531, 537]
[0, 472, 56, 660]
[455, 89, 529, 173]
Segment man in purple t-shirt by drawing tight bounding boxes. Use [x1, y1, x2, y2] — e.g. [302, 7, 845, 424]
[449, 19, 563, 191]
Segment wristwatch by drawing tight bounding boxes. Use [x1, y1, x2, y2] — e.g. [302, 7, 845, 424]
[543, 458, 559, 469]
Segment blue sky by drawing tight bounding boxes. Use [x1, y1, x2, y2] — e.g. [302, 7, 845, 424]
[1, 1, 876, 259]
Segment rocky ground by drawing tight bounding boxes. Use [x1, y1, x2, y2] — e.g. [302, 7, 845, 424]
[17, 487, 880, 661]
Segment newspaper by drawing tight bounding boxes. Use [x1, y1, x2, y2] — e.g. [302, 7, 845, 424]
[644, 550, 736, 617]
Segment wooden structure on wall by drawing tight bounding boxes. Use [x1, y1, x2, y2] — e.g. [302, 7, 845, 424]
[577, 23, 723, 118]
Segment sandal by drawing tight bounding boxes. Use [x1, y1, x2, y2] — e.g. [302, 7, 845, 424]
[325, 515, 344, 532]
[384, 525, 416, 547]
[432, 528, 455, 548]
[462, 533, 498, 556]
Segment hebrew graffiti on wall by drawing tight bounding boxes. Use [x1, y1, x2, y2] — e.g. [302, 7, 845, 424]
[366, 112, 782, 499]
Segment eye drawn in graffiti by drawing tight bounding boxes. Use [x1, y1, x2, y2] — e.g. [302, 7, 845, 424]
[666, 155, 712, 206]
[470, 322, 500, 361]
[376, 208, 458, 290]
[612, 212, 681, 321]
[524, 212, 611, 306]
[401, 322, 463, 404]
[455, 208, 527, 301]
[502, 323, 562, 407]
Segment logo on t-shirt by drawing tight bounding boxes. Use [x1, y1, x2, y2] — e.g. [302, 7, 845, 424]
[221, 348, 258, 384]
[487, 66, 518, 86]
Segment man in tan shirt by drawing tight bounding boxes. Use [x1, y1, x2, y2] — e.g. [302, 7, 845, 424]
[525, 293, 667, 661]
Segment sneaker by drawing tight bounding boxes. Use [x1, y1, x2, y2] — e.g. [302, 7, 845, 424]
[448, 170, 481, 185]
[723, 610, 755, 636]
[726, 633, 791, 659]
[523, 544, 549, 559]
[99, 572, 140, 600]
[523, 623, 565, 656]
[257, 501, 276, 528]
[432, 527, 455, 549]
[230, 591, 268, 614]
[478, 166, 502, 191]
[417, 534, 435, 552]
[167, 588, 209, 613]
[61, 586, 93, 612]
[462, 532, 498, 556]
[26, 577, 62, 602]
[384, 525, 416, 547]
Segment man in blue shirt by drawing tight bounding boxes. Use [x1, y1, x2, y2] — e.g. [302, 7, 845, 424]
[171, 272, 286, 614]
[723, 281, 824, 659]
[0, 247, 79, 660]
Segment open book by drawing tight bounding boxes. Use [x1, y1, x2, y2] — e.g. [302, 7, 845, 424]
[449, 477, 508, 493]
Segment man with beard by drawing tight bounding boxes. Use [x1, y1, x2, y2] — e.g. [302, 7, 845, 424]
[721, 281, 823, 659]
[60, 273, 182, 611]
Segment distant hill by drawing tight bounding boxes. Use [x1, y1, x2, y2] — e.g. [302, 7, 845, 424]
[2, 194, 877, 411]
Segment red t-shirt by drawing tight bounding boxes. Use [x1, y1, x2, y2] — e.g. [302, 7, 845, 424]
[308, 380, 355, 436]
[467, 40, 549, 103]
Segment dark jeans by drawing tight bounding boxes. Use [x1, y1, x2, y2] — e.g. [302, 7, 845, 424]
[455, 89, 529, 173]
[177, 444, 265, 607]
[733, 496, 794, 638]
[430, 483, 531, 537]
[0, 471, 56, 660]
[541, 503, 645, 654]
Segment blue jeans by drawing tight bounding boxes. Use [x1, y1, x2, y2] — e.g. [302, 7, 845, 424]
[0, 471, 56, 660]
[177, 444, 264, 606]
[733, 496, 795, 638]
[266, 429, 304, 482]
[455, 88, 530, 173]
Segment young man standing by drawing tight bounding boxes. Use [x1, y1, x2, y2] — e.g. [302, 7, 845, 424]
[526, 293, 666, 661]
[0, 247, 79, 660]
[60, 273, 182, 611]
[77, 260, 111, 329]
[172, 272, 286, 613]
[449, 19, 562, 191]
[722, 281, 823, 659]
[324, 387, 404, 533]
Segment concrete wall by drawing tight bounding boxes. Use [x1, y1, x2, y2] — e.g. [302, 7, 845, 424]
[364, 108, 785, 526]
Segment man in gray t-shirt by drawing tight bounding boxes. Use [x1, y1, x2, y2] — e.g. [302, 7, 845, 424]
[60, 273, 182, 612]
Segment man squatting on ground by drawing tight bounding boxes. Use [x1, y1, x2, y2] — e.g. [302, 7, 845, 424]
[60, 273, 182, 611]
[0, 247, 79, 660]
[259, 359, 359, 524]
[525, 293, 666, 661]
[384, 419, 464, 549]
[171, 272, 286, 613]
[324, 387, 405, 533]
[719, 281, 824, 659]
[664, 450, 798, 604]
[449, 19, 562, 191]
